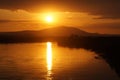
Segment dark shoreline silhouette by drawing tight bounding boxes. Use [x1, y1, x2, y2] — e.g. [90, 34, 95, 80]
[0, 26, 119, 43]
[0, 34, 120, 76]
[57, 36, 120, 77]
[0, 27, 120, 77]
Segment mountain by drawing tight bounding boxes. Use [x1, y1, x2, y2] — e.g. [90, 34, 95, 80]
[38, 26, 95, 37]
[0, 26, 97, 37]
[0, 26, 119, 43]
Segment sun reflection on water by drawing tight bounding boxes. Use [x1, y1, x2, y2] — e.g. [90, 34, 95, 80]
[46, 42, 52, 80]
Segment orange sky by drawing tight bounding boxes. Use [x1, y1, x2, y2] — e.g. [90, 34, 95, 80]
[0, 0, 120, 34]
[0, 9, 120, 34]
[0, 3, 120, 34]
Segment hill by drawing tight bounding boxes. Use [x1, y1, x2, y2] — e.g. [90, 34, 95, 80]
[0, 26, 119, 43]
[38, 26, 96, 37]
[0, 26, 98, 37]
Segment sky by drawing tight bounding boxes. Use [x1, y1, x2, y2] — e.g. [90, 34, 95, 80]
[0, 0, 120, 34]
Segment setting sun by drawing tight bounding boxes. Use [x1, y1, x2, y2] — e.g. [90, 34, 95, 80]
[45, 15, 54, 23]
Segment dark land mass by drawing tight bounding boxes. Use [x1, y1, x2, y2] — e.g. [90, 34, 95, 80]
[57, 37, 120, 77]
[0, 26, 119, 43]
[0, 26, 120, 77]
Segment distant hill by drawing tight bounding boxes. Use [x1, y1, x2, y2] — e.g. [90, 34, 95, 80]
[0, 26, 119, 43]
[0, 26, 99, 37]
[38, 26, 97, 37]
[1, 26, 120, 38]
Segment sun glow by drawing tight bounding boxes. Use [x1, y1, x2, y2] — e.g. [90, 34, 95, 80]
[39, 12, 57, 24]
[45, 15, 53, 23]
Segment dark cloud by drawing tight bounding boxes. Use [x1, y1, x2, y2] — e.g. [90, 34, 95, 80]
[0, 0, 120, 19]
[84, 23, 120, 29]
[0, 20, 34, 23]
[80, 23, 120, 34]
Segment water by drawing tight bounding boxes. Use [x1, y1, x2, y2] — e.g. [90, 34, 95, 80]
[0, 42, 119, 80]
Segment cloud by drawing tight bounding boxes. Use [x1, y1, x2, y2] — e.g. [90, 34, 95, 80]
[85, 23, 120, 29]
[80, 22, 120, 34]
[0, 20, 36, 23]
[0, 0, 120, 19]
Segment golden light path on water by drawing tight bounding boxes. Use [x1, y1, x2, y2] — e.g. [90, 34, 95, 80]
[46, 42, 52, 79]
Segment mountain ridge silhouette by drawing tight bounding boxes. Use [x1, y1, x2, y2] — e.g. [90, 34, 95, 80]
[0, 26, 100, 37]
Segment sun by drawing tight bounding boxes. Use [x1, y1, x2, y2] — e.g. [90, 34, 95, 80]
[40, 12, 57, 24]
[45, 15, 54, 23]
